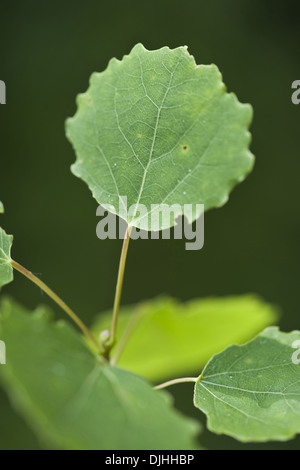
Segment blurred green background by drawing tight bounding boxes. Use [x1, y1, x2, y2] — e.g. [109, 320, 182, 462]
[0, 0, 299, 450]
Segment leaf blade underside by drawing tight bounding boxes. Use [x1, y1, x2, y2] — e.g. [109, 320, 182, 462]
[66, 44, 254, 230]
[194, 327, 300, 442]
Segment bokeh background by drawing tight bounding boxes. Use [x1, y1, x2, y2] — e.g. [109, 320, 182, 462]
[0, 0, 299, 450]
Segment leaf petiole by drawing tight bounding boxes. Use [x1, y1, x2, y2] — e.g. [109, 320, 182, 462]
[10, 259, 101, 353]
[101, 226, 132, 357]
[154, 377, 198, 390]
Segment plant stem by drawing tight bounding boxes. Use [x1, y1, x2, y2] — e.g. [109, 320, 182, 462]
[154, 377, 198, 390]
[111, 303, 144, 365]
[106, 225, 132, 353]
[10, 259, 100, 353]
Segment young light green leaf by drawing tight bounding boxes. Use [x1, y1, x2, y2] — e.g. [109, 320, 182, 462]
[0, 228, 13, 289]
[0, 298, 199, 450]
[92, 296, 277, 381]
[0, 202, 4, 214]
[66, 44, 254, 230]
[194, 327, 300, 442]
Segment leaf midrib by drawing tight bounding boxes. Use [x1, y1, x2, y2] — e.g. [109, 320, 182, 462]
[130, 52, 182, 221]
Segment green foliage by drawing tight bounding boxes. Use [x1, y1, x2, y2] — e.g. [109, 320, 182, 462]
[194, 327, 300, 442]
[0, 204, 13, 289]
[92, 296, 277, 381]
[0, 298, 199, 450]
[66, 44, 254, 231]
[1, 44, 297, 450]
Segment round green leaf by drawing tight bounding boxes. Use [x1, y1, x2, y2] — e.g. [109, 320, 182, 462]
[66, 44, 254, 230]
[194, 327, 300, 442]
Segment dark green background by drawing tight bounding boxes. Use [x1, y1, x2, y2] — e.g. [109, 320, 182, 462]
[0, 0, 299, 450]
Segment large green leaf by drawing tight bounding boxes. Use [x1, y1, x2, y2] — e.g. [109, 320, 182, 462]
[66, 44, 254, 230]
[0, 203, 13, 288]
[92, 296, 277, 382]
[0, 298, 199, 450]
[194, 327, 300, 442]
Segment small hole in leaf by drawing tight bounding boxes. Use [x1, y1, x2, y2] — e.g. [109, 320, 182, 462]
[183, 146, 188, 150]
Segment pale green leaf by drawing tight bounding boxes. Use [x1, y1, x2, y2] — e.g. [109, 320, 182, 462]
[0, 202, 4, 214]
[194, 327, 300, 442]
[66, 43, 254, 230]
[0, 298, 199, 450]
[92, 296, 277, 382]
